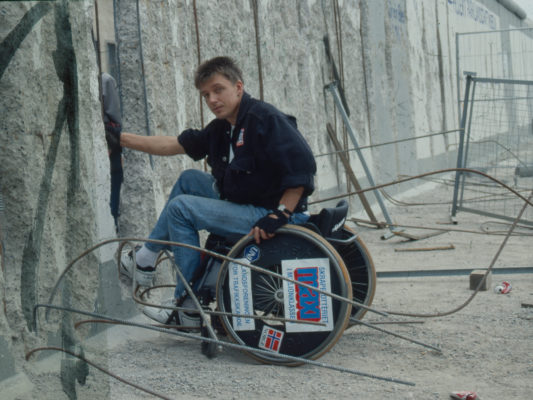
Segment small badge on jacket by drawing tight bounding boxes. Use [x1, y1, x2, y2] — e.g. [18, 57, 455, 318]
[236, 128, 245, 147]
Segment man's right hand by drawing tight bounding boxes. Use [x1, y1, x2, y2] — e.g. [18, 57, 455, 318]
[250, 210, 289, 244]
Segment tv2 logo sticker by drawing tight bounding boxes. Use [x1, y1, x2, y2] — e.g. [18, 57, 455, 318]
[282, 258, 333, 333]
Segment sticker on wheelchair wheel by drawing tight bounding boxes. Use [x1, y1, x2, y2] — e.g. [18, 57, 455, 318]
[282, 258, 333, 332]
[258, 326, 284, 353]
[244, 244, 260, 262]
[228, 259, 255, 331]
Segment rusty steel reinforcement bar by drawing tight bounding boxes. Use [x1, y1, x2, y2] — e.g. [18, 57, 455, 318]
[42, 168, 533, 322]
[192, 0, 204, 129]
[133, 282, 326, 327]
[252, 0, 264, 101]
[133, 249, 323, 329]
[45, 236, 388, 322]
[325, 81, 396, 239]
[135, 0, 154, 169]
[32, 304, 416, 386]
[45, 168, 533, 321]
[393, 244, 455, 252]
[162, 249, 217, 341]
[120, 239, 384, 320]
[324, 35, 350, 116]
[387, 189, 533, 318]
[377, 267, 533, 279]
[349, 217, 533, 237]
[26, 346, 173, 400]
[315, 129, 462, 158]
[43, 170, 533, 322]
[326, 123, 378, 223]
[123, 246, 325, 327]
[309, 167, 533, 208]
[349, 318, 442, 353]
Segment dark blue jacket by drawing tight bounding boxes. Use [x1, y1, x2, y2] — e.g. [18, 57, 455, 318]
[178, 92, 316, 211]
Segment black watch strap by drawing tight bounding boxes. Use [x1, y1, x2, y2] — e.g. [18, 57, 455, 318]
[277, 204, 293, 216]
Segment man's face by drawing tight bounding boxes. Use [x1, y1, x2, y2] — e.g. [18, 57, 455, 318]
[199, 73, 243, 125]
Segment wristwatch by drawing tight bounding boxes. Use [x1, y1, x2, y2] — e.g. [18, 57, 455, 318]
[277, 204, 293, 216]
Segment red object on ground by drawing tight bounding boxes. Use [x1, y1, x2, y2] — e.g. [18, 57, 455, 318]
[500, 281, 512, 294]
[450, 391, 478, 400]
[494, 281, 512, 294]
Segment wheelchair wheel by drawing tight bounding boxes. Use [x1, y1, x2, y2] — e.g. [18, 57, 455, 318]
[215, 225, 352, 366]
[331, 226, 376, 322]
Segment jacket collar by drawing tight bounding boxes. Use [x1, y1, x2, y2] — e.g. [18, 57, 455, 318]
[234, 92, 253, 127]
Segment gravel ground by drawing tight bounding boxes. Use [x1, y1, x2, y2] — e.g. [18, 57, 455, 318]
[15, 181, 533, 400]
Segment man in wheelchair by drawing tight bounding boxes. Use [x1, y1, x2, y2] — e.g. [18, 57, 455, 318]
[112, 56, 317, 326]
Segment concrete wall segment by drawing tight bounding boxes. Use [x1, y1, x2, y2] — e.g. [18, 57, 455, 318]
[1, 1, 116, 393]
[359, 1, 400, 192]
[409, 1, 450, 160]
[114, 0, 162, 237]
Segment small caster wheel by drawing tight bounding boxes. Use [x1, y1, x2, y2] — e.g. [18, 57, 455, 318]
[211, 315, 226, 336]
[201, 326, 218, 359]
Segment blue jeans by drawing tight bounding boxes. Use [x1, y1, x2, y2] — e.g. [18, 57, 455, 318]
[145, 169, 309, 299]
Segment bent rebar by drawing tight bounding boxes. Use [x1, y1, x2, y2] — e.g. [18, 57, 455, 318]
[33, 303, 416, 387]
[309, 167, 533, 207]
[163, 249, 217, 341]
[349, 317, 442, 353]
[134, 283, 326, 327]
[387, 189, 533, 318]
[45, 236, 387, 322]
[26, 346, 172, 400]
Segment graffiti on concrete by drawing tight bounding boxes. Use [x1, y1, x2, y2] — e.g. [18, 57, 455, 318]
[388, 1, 407, 43]
[0, 2, 51, 80]
[448, 0, 497, 29]
[1, 1, 86, 397]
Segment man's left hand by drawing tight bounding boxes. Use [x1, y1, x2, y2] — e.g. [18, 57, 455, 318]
[250, 210, 289, 243]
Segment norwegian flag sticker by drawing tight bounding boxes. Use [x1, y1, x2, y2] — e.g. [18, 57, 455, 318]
[258, 326, 284, 353]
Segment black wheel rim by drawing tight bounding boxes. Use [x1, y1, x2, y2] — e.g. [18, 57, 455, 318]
[332, 228, 376, 320]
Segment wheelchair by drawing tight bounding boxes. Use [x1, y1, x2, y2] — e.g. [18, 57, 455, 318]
[172, 200, 376, 365]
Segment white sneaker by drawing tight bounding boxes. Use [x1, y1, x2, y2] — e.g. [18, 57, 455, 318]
[119, 247, 155, 287]
[143, 298, 201, 328]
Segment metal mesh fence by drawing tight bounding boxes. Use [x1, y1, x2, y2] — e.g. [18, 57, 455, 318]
[453, 76, 533, 225]
[456, 28, 533, 109]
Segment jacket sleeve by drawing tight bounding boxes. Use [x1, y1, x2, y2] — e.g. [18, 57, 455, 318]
[178, 127, 210, 161]
[262, 114, 316, 196]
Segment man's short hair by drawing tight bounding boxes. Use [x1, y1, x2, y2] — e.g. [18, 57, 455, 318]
[194, 56, 243, 88]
